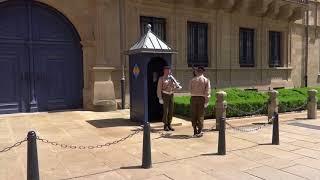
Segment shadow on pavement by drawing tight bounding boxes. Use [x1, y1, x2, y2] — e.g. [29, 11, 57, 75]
[120, 165, 142, 170]
[258, 143, 273, 146]
[87, 118, 140, 128]
[160, 134, 193, 139]
[201, 153, 219, 156]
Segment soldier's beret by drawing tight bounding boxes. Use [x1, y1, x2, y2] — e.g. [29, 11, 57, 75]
[197, 66, 205, 71]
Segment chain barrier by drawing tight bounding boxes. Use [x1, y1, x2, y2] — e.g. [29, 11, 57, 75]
[227, 104, 267, 117]
[280, 101, 308, 112]
[0, 138, 27, 153]
[203, 126, 216, 132]
[227, 100, 308, 117]
[37, 127, 143, 150]
[225, 116, 274, 133]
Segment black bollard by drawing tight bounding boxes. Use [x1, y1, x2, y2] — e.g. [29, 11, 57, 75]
[218, 117, 226, 155]
[272, 112, 280, 145]
[142, 122, 152, 169]
[27, 131, 40, 180]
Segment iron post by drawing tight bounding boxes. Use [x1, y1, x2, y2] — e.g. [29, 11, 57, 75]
[272, 112, 280, 145]
[218, 117, 226, 155]
[142, 122, 152, 169]
[27, 131, 39, 180]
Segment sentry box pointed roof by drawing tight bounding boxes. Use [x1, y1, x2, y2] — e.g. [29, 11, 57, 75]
[125, 24, 177, 55]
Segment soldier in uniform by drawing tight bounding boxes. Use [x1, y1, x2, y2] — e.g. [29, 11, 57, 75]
[189, 66, 211, 136]
[157, 66, 179, 131]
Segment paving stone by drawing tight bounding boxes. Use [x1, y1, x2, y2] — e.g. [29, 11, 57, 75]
[245, 166, 306, 180]
[232, 148, 273, 161]
[142, 174, 173, 180]
[0, 111, 320, 180]
[292, 157, 320, 170]
[205, 169, 262, 180]
[282, 164, 320, 180]
[159, 163, 217, 180]
[254, 145, 304, 160]
[292, 148, 320, 159]
[258, 157, 303, 169]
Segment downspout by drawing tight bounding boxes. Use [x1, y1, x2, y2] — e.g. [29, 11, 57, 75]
[304, 0, 309, 87]
[119, 0, 126, 109]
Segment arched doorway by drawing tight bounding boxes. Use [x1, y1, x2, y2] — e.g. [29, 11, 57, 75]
[147, 57, 168, 122]
[0, 0, 83, 114]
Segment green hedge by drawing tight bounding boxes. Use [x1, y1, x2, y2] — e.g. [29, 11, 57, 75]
[174, 87, 320, 118]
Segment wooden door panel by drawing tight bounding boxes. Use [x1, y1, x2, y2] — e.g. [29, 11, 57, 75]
[0, 44, 27, 113]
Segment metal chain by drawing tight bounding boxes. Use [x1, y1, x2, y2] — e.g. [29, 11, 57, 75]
[0, 138, 27, 153]
[280, 101, 308, 112]
[225, 116, 274, 133]
[36, 128, 143, 150]
[227, 104, 267, 116]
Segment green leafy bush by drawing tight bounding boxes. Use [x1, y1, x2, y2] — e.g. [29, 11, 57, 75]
[174, 87, 317, 118]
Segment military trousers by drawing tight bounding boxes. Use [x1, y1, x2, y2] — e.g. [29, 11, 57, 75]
[191, 96, 205, 130]
[162, 93, 174, 125]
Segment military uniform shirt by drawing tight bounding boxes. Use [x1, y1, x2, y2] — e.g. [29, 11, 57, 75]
[157, 76, 176, 100]
[189, 75, 211, 101]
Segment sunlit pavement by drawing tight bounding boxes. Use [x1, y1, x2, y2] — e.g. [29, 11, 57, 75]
[0, 110, 320, 180]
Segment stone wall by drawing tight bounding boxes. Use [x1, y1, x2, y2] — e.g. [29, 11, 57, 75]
[122, 0, 297, 91]
[31, 0, 320, 110]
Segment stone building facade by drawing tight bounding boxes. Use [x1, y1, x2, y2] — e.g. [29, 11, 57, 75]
[0, 0, 319, 113]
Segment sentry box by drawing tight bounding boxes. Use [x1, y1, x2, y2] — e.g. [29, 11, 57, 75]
[125, 25, 176, 123]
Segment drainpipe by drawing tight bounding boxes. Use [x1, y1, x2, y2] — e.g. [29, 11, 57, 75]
[304, 0, 309, 87]
[119, 0, 126, 109]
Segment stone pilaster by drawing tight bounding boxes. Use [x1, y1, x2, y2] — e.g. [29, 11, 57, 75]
[91, 0, 117, 111]
[95, 0, 108, 66]
[81, 40, 96, 110]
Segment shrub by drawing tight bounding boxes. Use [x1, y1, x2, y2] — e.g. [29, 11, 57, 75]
[174, 87, 316, 118]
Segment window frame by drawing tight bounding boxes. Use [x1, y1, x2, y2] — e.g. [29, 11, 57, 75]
[187, 21, 209, 67]
[239, 28, 255, 67]
[269, 31, 282, 68]
[140, 16, 167, 41]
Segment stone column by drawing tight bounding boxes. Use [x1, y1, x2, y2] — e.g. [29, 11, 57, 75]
[215, 91, 227, 130]
[92, 67, 117, 111]
[307, 89, 318, 119]
[91, 0, 117, 112]
[268, 90, 279, 121]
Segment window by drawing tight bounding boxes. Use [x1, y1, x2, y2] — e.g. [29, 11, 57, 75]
[140, 16, 166, 41]
[187, 22, 208, 67]
[239, 28, 255, 67]
[269, 31, 282, 67]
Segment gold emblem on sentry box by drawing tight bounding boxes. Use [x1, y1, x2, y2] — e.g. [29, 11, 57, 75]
[133, 64, 140, 79]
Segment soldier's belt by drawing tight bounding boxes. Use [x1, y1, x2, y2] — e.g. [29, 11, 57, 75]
[162, 91, 174, 95]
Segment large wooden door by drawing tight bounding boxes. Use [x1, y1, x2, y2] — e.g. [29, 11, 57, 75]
[0, 1, 83, 114]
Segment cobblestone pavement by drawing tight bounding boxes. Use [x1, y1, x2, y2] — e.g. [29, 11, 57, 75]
[0, 110, 320, 180]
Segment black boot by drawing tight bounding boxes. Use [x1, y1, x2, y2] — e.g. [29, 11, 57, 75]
[197, 127, 203, 137]
[164, 124, 170, 131]
[168, 124, 175, 131]
[193, 127, 198, 136]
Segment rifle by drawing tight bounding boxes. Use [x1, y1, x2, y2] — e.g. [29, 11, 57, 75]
[191, 64, 196, 77]
[169, 73, 182, 89]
